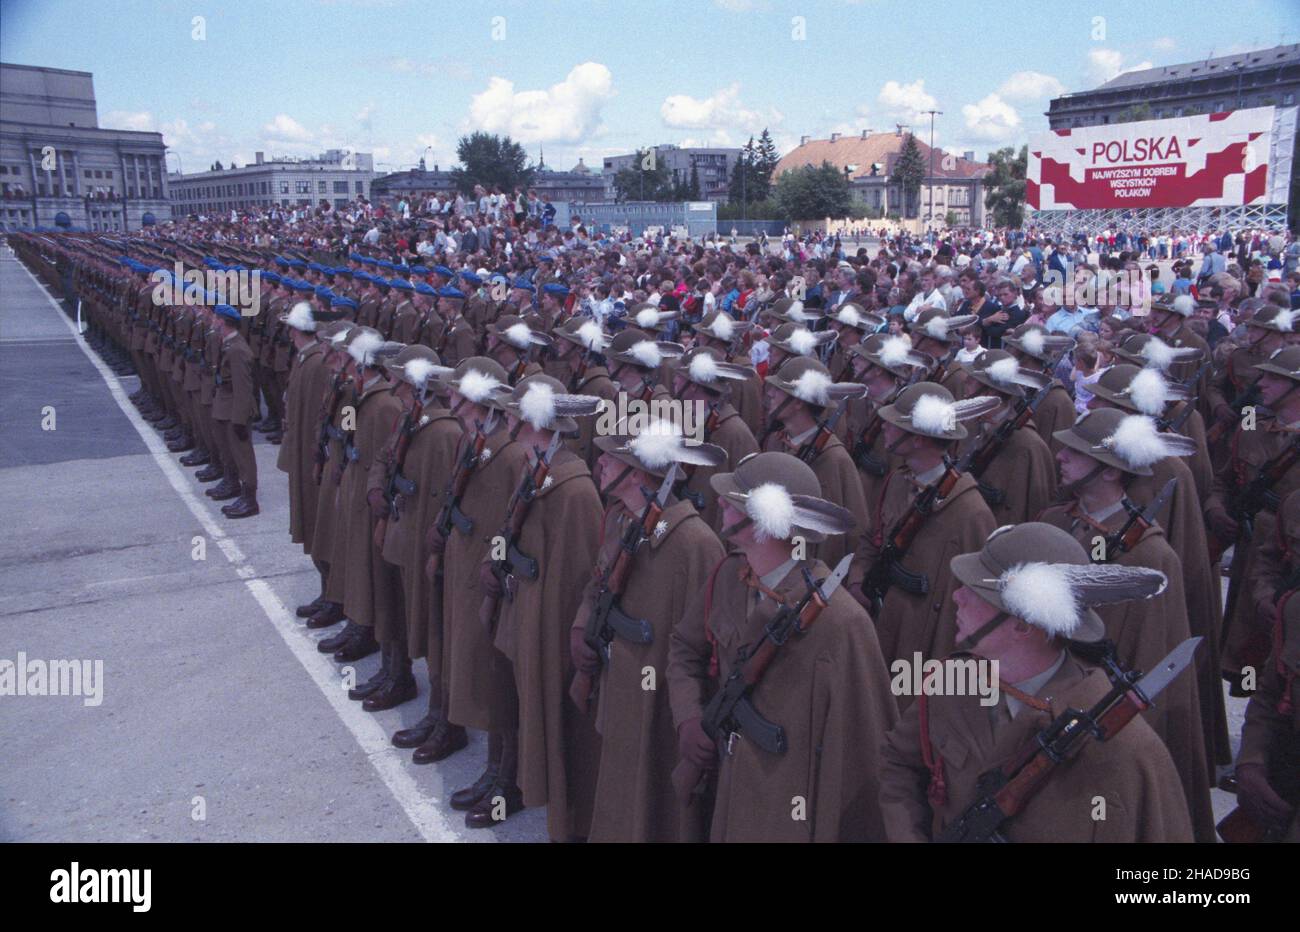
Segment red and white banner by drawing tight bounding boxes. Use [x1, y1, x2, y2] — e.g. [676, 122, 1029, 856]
[1027, 106, 1295, 210]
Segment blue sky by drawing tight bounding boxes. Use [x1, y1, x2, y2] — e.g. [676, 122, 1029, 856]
[3, 0, 1298, 174]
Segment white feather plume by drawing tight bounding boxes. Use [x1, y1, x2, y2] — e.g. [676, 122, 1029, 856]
[348, 331, 384, 367]
[786, 300, 808, 322]
[1000, 563, 1083, 635]
[709, 314, 735, 340]
[1128, 368, 1171, 416]
[635, 308, 661, 328]
[911, 393, 958, 435]
[787, 328, 816, 356]
[1272, 308, 1296, 332]
[1172, 294, 1195, 316]
[330, 326, 354, 346]
[629, 340, 662, 368]
[1105, 415, 1168, 468]
[458, 368, 502, 403]
[285, 301, 316, 332]
[504, 322, 533, 348]
[688, 352, 719, 383]
[836, 305, 861, 326]
[627, 419, 683, 469]
[789, 369, 832, 405]
[403, 357, 437, 389]
[577, 320, 607, 351]
[986, 356, 1021, 386]
[747, 482, 795, 542]
[879, 334, 914, 368]
[1021, 329, 1045, 356]
[518, 381, 557, 429]
[924, 316, 949, 340]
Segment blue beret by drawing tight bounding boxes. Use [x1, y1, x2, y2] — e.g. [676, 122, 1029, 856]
[458, 271, 482, 286]
[338, 297, 358, 310]
[330, 294, 352, 307]
[378, 260, 395, 271]
[512, 277, 536, 293]
[314, 285, 333, 298]
[361, 256, 378, 266]
[542, 282, 570, 297]
[334, 267, 353, 278]
[288, 258, 307, 269]
[214, 304, 241, 323]
[413, 281, 437, 297]
[538, 255, 554, 264]
[409, 265, 429, 276]
[349, 253, 364, 263]
[307, 262, 325, 273]
[203, 256, 220, 267]
[438, 286, 466, 300]
[373, 276, 391, 289]
[390, 278, 414, 291]
[274, 255, 290, 268]
[263, 272, 282, 285]
[292, 279, 314, 291]
[394, 265, 411, 277]
[433, 265, 454, 278]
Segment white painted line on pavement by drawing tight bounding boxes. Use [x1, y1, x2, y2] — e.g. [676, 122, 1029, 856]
[10, 256, 475, 844]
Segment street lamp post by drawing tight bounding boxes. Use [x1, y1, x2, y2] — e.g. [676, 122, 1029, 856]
[925, 109, 942, 231]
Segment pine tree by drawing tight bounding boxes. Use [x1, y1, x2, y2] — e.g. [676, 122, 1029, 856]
[892, 134, 925, 219]
[688, 164, 701, 200]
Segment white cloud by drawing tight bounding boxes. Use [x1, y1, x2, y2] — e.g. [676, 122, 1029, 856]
[263, 114, 314, 142]
[660, 83, 781, 135]
[961, 93, 1021, 142]
[713, 0, 754, 10]
[466, 62, 614, 144]
[1088, 48, 1153, 84]
[996, 71, 1065, 101]
[103, 110, 157, 132]
[877, 79, 938, 124]
[1152, 36, 1177, 52]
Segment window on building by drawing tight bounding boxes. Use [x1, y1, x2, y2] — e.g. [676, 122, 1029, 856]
[318, 180, 326, 193]
[127, 186, 135, 197]
[295, 181, 310, 194]
[333, 181, 348, 193]
[280, 181, 289, 194]
[355, 181, 363, 193]
[84, 169, 92, 178]
[334, 198, 348, 209]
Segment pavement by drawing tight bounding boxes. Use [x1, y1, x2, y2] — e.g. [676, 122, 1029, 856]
[0, 250, 1245, 842]
[0, 253, 548, 843]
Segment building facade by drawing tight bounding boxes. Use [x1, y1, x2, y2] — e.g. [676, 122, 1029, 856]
[0, 62, 172, 232]
[602, 144, 740, 202]
[774, 130, 989, 228]
[168, 150, 378, 218]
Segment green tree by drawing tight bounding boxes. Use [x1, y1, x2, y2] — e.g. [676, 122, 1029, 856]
[892, 134, 924, 219]
[613, 148, 672, 202]
[688, 164, 701, 200]
[449, 132, 534, 195]
[983, 145, 1028, 229]
[1115, 103, 1153, 124]
[774, 161, 851, 220]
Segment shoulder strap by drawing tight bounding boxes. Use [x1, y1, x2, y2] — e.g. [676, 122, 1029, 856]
[918, 691, 948, 809]
[702, 554, 731, 679]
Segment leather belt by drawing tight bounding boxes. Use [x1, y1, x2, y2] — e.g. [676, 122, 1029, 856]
[393, 472, 417, 496]
[450, 503, 474, 534]
[888, 560, 930, 595]
[507, 541, 538, 580]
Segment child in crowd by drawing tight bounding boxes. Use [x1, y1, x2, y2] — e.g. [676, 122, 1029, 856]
[1071, 332, 1110, 414]
[955, 329, 985, 365]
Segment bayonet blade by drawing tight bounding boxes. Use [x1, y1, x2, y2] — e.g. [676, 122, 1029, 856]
[1134, 636, 1201, 701]
[1138, 477, 1178, 528]
[542, 428, 564, 465]
[654, 462, 679, 507]
[817, 554, 854, 600]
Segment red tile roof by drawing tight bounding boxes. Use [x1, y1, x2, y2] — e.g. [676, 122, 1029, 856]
[775, 133, 990, 181]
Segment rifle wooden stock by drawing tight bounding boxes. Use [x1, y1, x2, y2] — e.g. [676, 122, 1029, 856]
[480, 452, 554, 633]
[1216, 805, 1279, 843]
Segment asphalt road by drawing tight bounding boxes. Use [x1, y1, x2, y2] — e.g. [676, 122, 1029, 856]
[0, 251, 1244, 842]
[0, 254, 548, 842]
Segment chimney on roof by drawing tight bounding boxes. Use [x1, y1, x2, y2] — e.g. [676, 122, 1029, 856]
[964, 150, 974, 162]
[829, 132, 840, 143]
[255, 151, 264, 165]
[860, 129, 871, 140]
[799, 135, 811, 146]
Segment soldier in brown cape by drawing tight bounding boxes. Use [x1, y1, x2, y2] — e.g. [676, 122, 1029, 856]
[667, 452, 899, 841]
[208, 303, 260, 519]
[387, 279, 419, 342]
[253, 275, 287, 442]
[1205, 303, 1294, 444]
[669, 346, 758, 531]
[192, 301, 228, 486]
[178, 304, 216, 471]
[1147, 294, 1212, 419]
[879, 522, 1195, 842]
[334, 333, 408, 688]
[574, 422, 727, 842]
[429, 358, 530, 819]
[382, 352, 467, 763]
[551, 317, 617, 469]
[432, 286, 478, 367]
[825, 302, 881, 383]
[691, 310, 763, 438]
[1042, 408, 1215, 841]
[1086, 363, 1229, 765]
[1233, 489, 1300, 841]
[958, 349, 1058, 524]
[477, 376, 605, 836]
[761, 356, 869, 568]
[1206, 346, 1300, 690]
[847, 383, 998, 676]
[759, 324, 837, 408]
[1109, 338, 1214, 501]
[1002, 323, 1076, 454]
[845, 334, 933, 520]
[911, 309, 978, 400]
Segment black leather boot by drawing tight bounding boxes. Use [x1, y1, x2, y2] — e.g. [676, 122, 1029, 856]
[393, 693, 443, 748]
[412, 720, 469, 764]
[362, 650, 416, 712]
[195, 463, 224, 483]
[180, 447, 210, 467]
[348, 643, 391, 700]
[464, 781, 525, 829]
[205, 477, 241, 501]
[333, 626, 379, 663]
[450, 767, 499, 811]
[317, 620, 359, 654]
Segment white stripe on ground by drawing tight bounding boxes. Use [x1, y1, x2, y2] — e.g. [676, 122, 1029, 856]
[11, 256, 475, 844]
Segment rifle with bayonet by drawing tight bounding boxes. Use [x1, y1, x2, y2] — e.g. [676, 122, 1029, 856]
[795, 393, 854, 465]
[1207, 379, 1264, 446]
[860, 459, 963, 615]
[937, 637, 1201, 842]
[569, 463, 679, 714]
[676, 402, 722, 511]
[1156, 358, 1213, 434]
[1098, 478, 1178, 562]
[426, 409, 502, 578]
[312, 368, 353, 485]
[380, 389, 427, 522]
[480, 431, 565, 630]
[1220, 434, 1300, 647]
[671, 554, 854, 802]
[853, 368, 926, 475]
[957, 385, 1047, 507]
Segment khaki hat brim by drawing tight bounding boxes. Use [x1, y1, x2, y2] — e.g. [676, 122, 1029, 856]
[1253, 361, 1300, 381]
[962, 368, 1026, 398]
[1051, 426, 1151, 476]
[876, 401, 967, 441]
[949, 551, 1105, 642]
[708, 474, 827, 543]
[1084, 381, 1140, 413]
